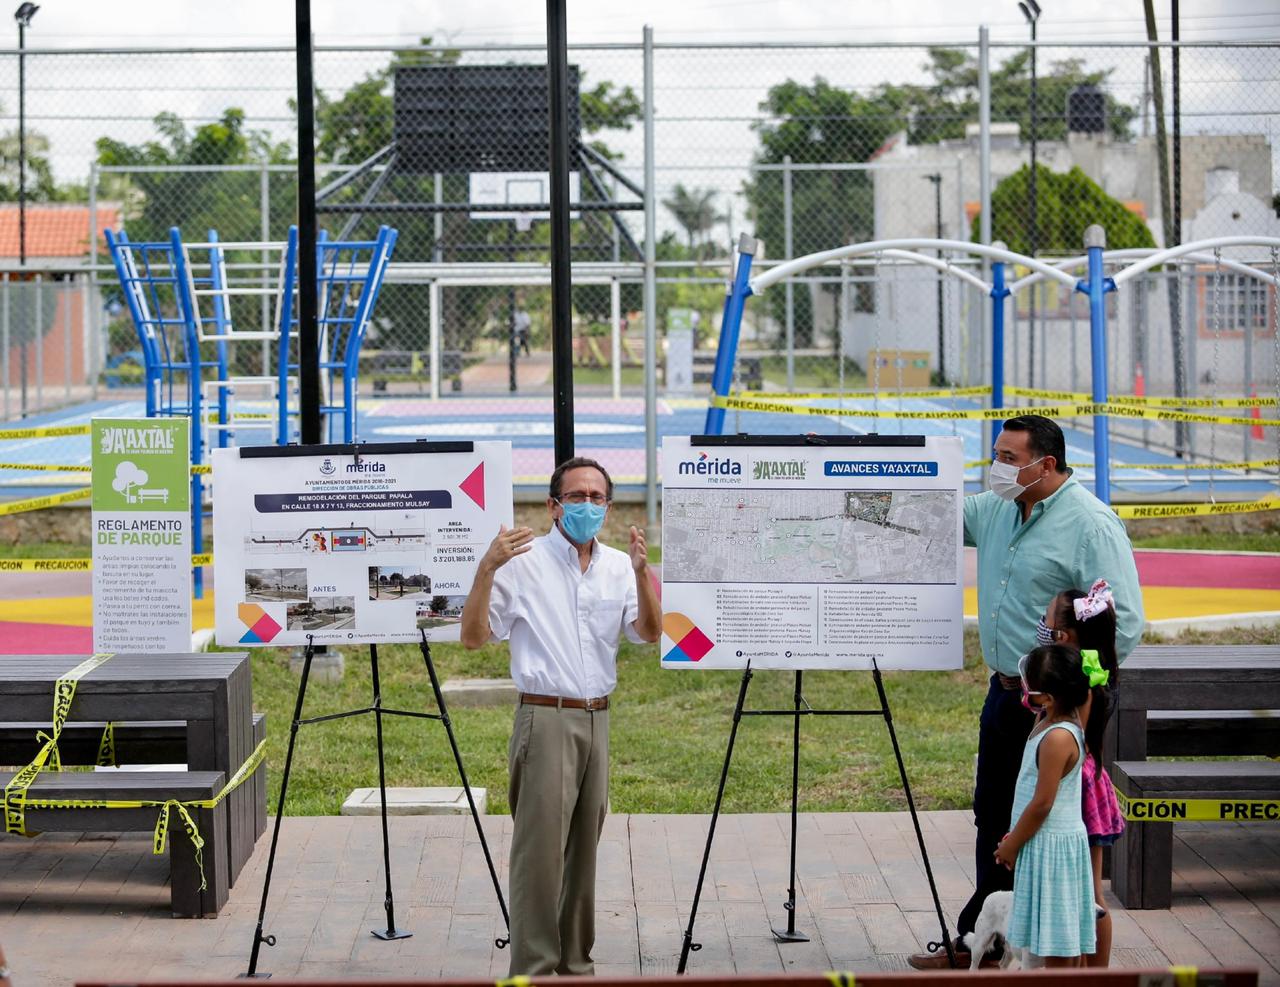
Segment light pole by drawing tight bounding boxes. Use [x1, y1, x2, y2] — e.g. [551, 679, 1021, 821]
[924, 173, 945, 382]
[14, 2, 37, 419]
[1018, 0, 1041, 387]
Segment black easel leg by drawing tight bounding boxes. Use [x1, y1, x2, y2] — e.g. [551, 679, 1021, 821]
[772, 669, 809, 943]
[418, 630, 511, 948]
[370, 643, 411, 941]
[677, 664, 753, 975]
[243, 635, 315, 978]
[871, 660, 957, 969]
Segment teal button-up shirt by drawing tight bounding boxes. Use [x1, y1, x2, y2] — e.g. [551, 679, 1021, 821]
[964, 474, 1145, 675]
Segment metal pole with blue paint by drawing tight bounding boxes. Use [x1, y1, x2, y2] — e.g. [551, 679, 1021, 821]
[987, 243, 1010, 461]
[1078, 224, 1115, 503]
[703, 234, 757, 436]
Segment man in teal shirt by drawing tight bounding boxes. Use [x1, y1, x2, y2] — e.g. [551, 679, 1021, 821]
[910, 414, 1143, 969]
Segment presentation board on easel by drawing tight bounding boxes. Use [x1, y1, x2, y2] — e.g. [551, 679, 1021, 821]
[660, 434, 964, 671]
[213, 441, 512, 648]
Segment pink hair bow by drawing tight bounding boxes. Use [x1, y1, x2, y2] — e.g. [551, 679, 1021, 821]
[1074, 578, 1114, 621]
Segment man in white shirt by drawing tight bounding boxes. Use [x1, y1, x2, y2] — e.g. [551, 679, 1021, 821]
[461, 457, 661, 975]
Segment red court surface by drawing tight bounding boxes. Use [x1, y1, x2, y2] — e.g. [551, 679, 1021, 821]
[1, 549, 1275, 655]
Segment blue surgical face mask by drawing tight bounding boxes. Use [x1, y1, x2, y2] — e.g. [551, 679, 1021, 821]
[1035, 616, 1055, 647]
[558, 500, 607, 545]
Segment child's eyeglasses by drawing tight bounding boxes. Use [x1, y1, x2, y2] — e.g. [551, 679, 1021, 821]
[1017, 653, 1045, 697]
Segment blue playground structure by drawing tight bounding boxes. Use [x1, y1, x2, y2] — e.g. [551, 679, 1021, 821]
[104, 224, 398, 594]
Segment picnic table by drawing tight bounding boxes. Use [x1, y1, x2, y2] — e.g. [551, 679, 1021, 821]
[1105, 644, 1280, 909]
[0, 652, 264, 917]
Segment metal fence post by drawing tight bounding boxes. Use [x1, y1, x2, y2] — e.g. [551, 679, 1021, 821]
[610, 275, 622, 400]
[783, 153, 794, 391]
[429, 279, 441, 401]
[261, 159, 272, 374]
[2, 275, 9, 420]
[88, 161, 101, 401]
[643, 24, 658, 526]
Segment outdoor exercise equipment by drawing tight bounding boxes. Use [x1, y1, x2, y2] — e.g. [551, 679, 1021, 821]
[706, 231, 1280, 505]
[104, 224, 398, 596]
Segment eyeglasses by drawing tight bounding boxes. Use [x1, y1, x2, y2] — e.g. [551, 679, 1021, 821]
[559, 492, 610, 506]
[1017, 653, 1044, 697]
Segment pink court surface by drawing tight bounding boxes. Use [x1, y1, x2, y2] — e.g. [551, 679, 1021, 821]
[0, 549, 1276, 653]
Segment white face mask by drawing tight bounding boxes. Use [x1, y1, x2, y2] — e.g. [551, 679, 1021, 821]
[989, 456, 1045, 500]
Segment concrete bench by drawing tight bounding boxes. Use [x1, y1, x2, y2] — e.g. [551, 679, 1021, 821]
[367, 349, 464, 392]
[1110, 759, 1280, 909]
[0, 768, 229, 917]
[1147, 709, 1280, 758]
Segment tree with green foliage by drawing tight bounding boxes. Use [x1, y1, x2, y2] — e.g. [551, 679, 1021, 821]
[663, 184, 726, 258]
[96, 108, 293, 243]
[744, 49, 1139, 348]
[976, 164, 1155, 255]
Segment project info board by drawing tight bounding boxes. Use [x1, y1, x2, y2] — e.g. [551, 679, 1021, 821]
[213, 441, 512, 647]
[660, 435, 964, 671]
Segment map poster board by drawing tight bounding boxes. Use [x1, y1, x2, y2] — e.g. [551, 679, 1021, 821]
[660, 435, 964, 671]
[213, 441, 513, 648]
[91, 417, 192, 653]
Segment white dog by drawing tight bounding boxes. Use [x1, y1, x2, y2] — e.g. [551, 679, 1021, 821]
[960, 891, 1024, 970]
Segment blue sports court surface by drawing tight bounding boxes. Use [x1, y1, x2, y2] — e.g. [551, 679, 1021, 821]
[2, 392, 1275, 502]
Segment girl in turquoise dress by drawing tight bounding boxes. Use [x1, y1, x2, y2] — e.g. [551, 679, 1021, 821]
[995, 644, 1096, 967]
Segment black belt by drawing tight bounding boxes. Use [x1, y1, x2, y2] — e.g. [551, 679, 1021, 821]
[520, 692, 609, 711]
[996, 672, 1022, 691]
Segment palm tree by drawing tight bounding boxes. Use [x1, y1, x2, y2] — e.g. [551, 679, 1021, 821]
[662, 184, 725, 256]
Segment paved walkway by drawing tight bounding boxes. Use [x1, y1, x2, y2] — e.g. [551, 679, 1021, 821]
[3, 811, 1278, 984]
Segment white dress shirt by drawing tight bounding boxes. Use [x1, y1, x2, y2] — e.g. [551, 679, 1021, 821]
[487, 523, 643, 698]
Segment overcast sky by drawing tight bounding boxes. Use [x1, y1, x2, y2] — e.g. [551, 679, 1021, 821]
[13, 0, 1280, 48]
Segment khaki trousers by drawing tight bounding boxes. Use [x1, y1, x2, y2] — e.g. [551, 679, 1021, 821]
[507, 702, 610, 976]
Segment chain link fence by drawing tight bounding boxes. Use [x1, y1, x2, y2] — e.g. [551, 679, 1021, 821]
[0, 36, 1277, 485]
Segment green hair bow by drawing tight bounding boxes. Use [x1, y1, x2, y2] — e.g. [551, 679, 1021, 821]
[1081, 649, 1110, 687]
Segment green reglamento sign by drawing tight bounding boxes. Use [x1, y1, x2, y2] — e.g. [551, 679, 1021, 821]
[91, 418, 190, 512]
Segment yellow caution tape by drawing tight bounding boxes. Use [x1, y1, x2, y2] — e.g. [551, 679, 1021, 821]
[1112, 458, 1280, 471]
[1171, 967, 1199, 987]
[0, 462, 212, 476]
[0, 487, 92, 516]
[1115, 786, 1280, 822]
[0, 462, 91, 473]
[968, 457, 1277, 472]
[0, 557, 92, 572]
[1113, 497, 1280, 519]
[15, 738, 267, 893]
[824, 973, 857, 987]
[0, 553, 212, 572]
[0, 423, 92, 440]
[736, 385, 992, 401]
[97, 722, 116, 768]
[1008, 386, 1279, 409]
[495, 978, 533, 987]
[4, 653, 114, 837]
[711, 394, 1280, 427]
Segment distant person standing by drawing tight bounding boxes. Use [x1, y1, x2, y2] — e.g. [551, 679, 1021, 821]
[909, 414, 1143, 970]
[513, 308, 532, 357]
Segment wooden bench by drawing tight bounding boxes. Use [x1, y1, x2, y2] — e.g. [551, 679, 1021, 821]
[1147, 709, 1280, 758]
[692, 353, 763, 391]
[0, 769, 230, 917]
[1110, 759, 1280, 909]
[0, 712, 267, 886]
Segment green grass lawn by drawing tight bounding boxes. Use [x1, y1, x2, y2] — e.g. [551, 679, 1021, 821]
[246, 623, 1280, 817]
[1130, 530, 1280, 553]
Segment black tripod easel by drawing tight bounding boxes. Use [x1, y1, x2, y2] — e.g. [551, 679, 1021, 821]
[675, 661, 956, 971]
[244, 628, 509, 977]
[672, 432, 959, 972]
